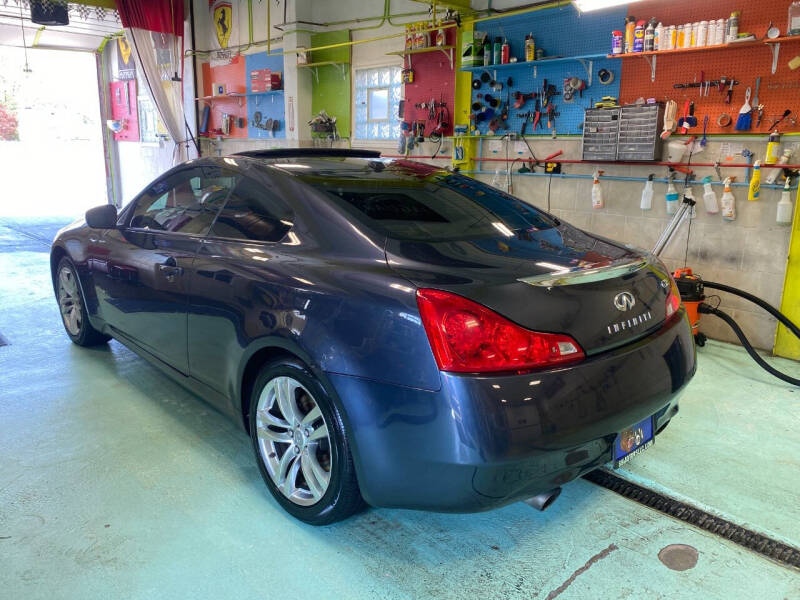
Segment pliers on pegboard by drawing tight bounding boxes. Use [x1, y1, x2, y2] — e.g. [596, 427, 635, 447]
[532, 99, 542, 130]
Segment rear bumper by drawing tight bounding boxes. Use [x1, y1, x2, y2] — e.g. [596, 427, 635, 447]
[328, 309, 696, 512]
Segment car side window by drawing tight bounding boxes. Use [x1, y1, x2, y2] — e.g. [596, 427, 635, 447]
[208, 175, 293, 242]
[129, 167, 236, 235]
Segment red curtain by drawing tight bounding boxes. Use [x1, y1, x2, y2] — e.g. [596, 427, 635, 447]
[115, 0, 184, 35]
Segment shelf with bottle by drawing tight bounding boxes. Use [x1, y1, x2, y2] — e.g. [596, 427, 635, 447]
[386, 45, 455, 69]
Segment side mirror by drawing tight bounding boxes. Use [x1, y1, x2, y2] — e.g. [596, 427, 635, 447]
[85, 204, 118, 229]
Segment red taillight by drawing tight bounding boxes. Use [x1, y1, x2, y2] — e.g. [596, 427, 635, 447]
[416, 288, 584, 373]
[665, 278, 681, 318]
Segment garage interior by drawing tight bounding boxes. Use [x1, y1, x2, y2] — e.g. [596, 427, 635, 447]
[1, 0, 799, 598]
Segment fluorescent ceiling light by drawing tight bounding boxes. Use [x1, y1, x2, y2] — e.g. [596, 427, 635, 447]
[573, 0, 639, 12]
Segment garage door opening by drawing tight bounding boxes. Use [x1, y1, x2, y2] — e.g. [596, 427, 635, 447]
[0, 46, 106, 219]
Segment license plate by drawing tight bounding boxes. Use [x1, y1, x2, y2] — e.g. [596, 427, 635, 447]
[612, 416, 654, 468]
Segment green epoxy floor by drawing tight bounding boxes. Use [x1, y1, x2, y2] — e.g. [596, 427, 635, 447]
[1, 219, 799, 599]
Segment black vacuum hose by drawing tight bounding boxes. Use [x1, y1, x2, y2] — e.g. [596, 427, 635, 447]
[699, 304, 800, 387]
[703, 280, 800, 339]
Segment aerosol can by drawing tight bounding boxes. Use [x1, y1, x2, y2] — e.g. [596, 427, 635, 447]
[665, 174, 679, 215]
[702, 175, 719, 213]
[640, 174, 654, 210]
[592, 170, 604, 209]
[720, 177, 736, 220]
[777, 177, 794, 226]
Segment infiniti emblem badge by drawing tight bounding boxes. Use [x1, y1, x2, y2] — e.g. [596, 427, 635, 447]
[613, 291, 636, 312]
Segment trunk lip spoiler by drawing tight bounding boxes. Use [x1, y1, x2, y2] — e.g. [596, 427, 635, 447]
[517, 256, 650, 287]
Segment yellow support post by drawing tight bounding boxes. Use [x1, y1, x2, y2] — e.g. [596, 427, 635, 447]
[452, 21, 476, 173]
[774, 184, 800, 360]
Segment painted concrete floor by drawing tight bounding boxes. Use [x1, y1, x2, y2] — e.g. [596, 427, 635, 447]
[1, 219, 799, 599]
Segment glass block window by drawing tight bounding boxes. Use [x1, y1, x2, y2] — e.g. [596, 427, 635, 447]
[354, 66, 402, 140]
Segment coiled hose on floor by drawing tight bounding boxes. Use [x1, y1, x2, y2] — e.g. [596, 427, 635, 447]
[699, 304, 800, 387]
[704, 281, 800, 339]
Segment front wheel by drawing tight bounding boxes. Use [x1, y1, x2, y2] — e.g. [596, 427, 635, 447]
[249, 360, 363, 525]
[55, 257, 110, 347]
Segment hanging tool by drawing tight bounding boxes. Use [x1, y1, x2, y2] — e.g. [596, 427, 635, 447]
[513, 91, 536, 109]
[678, 101, 697, 133]
[700, 115, 708, 147]
[518, 111, 533, 135]
[735, 87, 752, 130]
[661, 99, 678, 139]
[717, 113, 732, 127]
[770, 109, 792, 130]
[532, 98, 542, 130]
[699, 71, 704, 98]
[755, 104, 764, 128]
[742, 148, 753, 181]
[714, 161, 722, 181]
[752, 77, 761, 117]
[725, 79, 734, 104]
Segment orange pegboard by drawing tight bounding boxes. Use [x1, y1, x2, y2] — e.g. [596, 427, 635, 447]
[200, 54, 248, 139]
[617, 0, 800, 134]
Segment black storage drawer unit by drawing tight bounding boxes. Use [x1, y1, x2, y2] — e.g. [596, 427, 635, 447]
[617, 103, 664, 161]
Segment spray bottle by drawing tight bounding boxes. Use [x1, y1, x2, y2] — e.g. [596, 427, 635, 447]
[777, 177, 794, 225]
[766, 147, 792, 185]
[665, 173, 679, 215]
[640, 174, 654, 210]
[748, 160, 762, 201]
[765, 132, 781, 164]
[702, 175, 719, 213]
[720, 177, 736, 220]
[592, 170, 604, 209]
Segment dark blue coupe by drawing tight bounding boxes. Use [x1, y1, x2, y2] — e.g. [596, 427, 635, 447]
[51, 149, 695, 524]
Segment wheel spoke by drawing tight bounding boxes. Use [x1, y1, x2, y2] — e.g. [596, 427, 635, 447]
[306, 449, 330, 490]
[275, 377, 302, 426]
[67, 308, 79, 334]
[280, 453, 302, 495]
[256, 421, 292, 443]
[300, 405, 321, 427]
[301, 451, 326, 500]
[308, 423, 328, 442]
[59, 269, 71, 295]
[257, 406, 290, 430]
[276, 446, 297, 485]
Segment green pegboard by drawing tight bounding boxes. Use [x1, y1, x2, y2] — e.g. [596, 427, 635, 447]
[310, 30, 351, 139]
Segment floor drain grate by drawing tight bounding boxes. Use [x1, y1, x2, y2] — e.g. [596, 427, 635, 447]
[584, 469, 800, 570]
[0, 333, 8, 347]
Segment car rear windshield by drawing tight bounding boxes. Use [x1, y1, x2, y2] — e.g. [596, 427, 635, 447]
[282, 159, 558, 242]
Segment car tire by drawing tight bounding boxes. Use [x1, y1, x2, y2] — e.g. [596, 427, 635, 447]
[249, 359, 364, 525]
[55, 257, 110, 347]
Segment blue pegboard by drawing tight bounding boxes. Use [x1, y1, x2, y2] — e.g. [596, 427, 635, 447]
[466, 4, 626, 136]
[245, 51, 286, 140]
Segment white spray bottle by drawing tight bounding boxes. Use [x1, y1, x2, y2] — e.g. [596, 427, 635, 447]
[640, 174, 654, 210]
[665, 174, 679, 215]
[720, 177, 736, 221]
[702, 175, 719, 214]
[777, 177, 793, 226]
[592, 170, 604, 209]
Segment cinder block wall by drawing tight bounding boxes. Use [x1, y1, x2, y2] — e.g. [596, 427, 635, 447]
[476, 137, 793, 351]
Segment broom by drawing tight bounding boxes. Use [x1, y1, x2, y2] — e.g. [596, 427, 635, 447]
[735, 86, 752, 131]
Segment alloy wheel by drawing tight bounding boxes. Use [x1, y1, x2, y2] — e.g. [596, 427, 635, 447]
[57, 265, 83, 336]
[255, 376, 332, 506]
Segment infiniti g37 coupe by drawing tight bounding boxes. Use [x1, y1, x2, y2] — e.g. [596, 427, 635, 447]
[51, 149, 695, 524]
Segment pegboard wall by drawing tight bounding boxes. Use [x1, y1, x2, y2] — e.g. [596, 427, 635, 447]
[245, 51, 285, 140]
[200, 54, 248, 139]
[402, 24, 456, 138]
[467, 4, 626, 136]
[618, 0, 800, 135]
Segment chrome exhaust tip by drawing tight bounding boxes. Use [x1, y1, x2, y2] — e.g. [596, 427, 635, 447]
[525, 487, 562, 511]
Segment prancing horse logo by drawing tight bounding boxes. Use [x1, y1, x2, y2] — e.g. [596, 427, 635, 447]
[613, 291, 635, 312]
